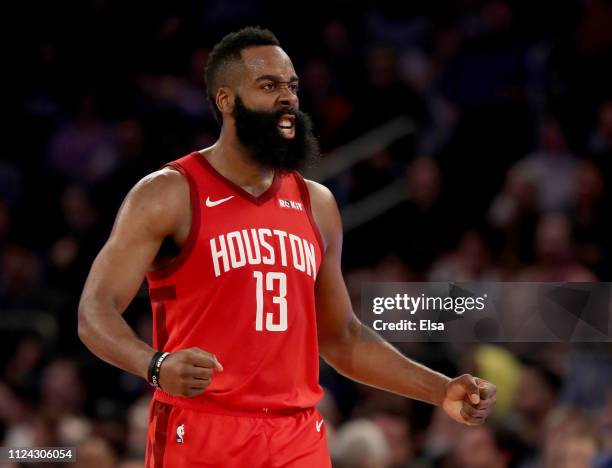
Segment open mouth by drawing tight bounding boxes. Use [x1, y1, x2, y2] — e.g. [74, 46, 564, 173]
[278, 114, 295, 139]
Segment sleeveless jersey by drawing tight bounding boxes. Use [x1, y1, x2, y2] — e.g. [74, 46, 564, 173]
[145, 151, 325, 413]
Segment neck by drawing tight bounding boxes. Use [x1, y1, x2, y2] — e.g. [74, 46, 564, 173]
[200, 124, 275, 196]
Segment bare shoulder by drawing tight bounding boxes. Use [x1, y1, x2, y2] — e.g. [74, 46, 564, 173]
[116, 166, 190, 238]
[302, 178, 342, 251]
[131, 166, 187, 198]
[303, 179, 336, 211]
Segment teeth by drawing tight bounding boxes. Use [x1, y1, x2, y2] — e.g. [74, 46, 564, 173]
[279, 115, 294, 128]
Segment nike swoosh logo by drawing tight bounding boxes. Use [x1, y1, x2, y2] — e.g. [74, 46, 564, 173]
[205, 195, 234, 207]
[316, 419, 324, 432]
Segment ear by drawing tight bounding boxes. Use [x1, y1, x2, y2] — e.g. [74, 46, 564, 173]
[216, 87, 235, 116]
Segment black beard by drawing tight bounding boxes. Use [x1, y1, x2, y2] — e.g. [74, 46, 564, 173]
[232, 95, 320, 171]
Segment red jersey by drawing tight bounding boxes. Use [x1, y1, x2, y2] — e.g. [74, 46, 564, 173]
[146, 151, 325, 413]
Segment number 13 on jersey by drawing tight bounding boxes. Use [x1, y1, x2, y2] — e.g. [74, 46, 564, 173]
[253, 271, 288, 331]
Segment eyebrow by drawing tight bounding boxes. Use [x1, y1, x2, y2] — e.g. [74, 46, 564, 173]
[255, 74, 299, 83]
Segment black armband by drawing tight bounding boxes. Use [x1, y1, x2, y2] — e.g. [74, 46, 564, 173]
[148, 351, 171, 388]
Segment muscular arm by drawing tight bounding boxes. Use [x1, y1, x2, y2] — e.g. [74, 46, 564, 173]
[78, 168, 188, 379]
[308, 181, 449, 406]
[308, 180, 495, 423]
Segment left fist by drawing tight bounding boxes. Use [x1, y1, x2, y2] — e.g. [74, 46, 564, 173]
[442, 374, 496, 426]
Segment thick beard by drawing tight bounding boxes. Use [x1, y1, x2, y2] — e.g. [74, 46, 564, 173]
[232, 95, 320, 172]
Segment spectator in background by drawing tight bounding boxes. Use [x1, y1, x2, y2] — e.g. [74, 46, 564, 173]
[399, 49, 458, 157]
[348, 156, 454, 271]
[585, 100, 612, 279]
[47, 185, 104, 291]
[0, 162, 22, 207]
[350, 45, 429, 136]
[593, 389, 612, 467]
[420, 407, 465, 465]
[316, 389, 341, 446]
[90, 400, 128, 462]
[451, 424, 513, 468]
[560, 346, 612, 411]
[47, 92, 121, 184]
[95, 118, 147, 206]
[351, 397, 416, 468]
[57, 414, 92, 450]
[135, 48, 210, 120]
[488, 166, 539, 270]
[428, 229, 500, 282]
[570, 160, 610, 278]
[2, 332, 44, 395]
[391, 157, 456, 274]
[589, 100, 612, 197]
[118, 459, 146, 468]
[319, 20, 362, 93]
[0, 201, 10, 245]
[0, 382, 31, 448]
[40, 359, 86, 418]
[343, 156, 456, 273]
[300, 58, 352, 151]
[124, 396, 149, 459]
[332, 419, 390, 468]
[438, 0, 523, 110]
[510, 116, 577, 214]
[75, 436, 117, 468]
[542, 406, 600, 468]
[589, 100, 612, 162]
[510, 359, 561, 458]
[515, 213, 596, 281]
[371, 410, 415, 468]
[0, 244, 44, 307]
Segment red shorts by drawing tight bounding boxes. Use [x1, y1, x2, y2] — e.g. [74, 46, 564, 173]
[144, 398, 332, 468]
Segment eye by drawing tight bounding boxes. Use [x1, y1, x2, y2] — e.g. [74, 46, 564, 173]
[289, 83, 299, 93]
[262, 82, 275, 91]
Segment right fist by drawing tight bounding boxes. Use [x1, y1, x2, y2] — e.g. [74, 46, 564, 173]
[158, 347, 223, 397]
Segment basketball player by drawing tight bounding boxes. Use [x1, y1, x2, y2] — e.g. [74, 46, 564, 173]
[78, 27, 496, 467]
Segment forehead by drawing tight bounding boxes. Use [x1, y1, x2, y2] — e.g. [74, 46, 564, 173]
[240, 46, 296, 82]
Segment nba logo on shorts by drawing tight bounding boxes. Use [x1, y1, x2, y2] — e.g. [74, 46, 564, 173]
[176, 424, 185, 444]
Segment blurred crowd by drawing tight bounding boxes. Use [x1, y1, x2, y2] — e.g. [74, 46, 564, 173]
[2, 0, 612, 467]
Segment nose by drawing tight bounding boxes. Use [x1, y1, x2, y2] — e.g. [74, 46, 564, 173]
[278, 85, 298, 110]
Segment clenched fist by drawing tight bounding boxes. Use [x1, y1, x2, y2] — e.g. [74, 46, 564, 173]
[158, 347, 223, 397]
[442, 374, 496, 426]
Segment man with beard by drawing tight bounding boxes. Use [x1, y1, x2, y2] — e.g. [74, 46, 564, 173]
[78, 27, 496, 467]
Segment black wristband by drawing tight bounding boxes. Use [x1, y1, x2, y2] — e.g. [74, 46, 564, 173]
[148, 351, 171, 389]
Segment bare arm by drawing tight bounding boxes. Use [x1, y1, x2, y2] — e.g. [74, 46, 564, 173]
[78, 168, 221, 395]
[78, 168, 187, 378]
[307, 180, 496, 424]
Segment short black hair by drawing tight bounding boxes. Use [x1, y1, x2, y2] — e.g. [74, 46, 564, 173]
[205, 26, 281, 123]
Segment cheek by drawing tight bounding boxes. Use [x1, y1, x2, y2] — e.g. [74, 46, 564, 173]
[244, 92, 275, 109]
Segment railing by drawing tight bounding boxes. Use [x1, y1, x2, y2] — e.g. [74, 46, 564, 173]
[304, 116, 416, 232]
[0, 309, 58, 340]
